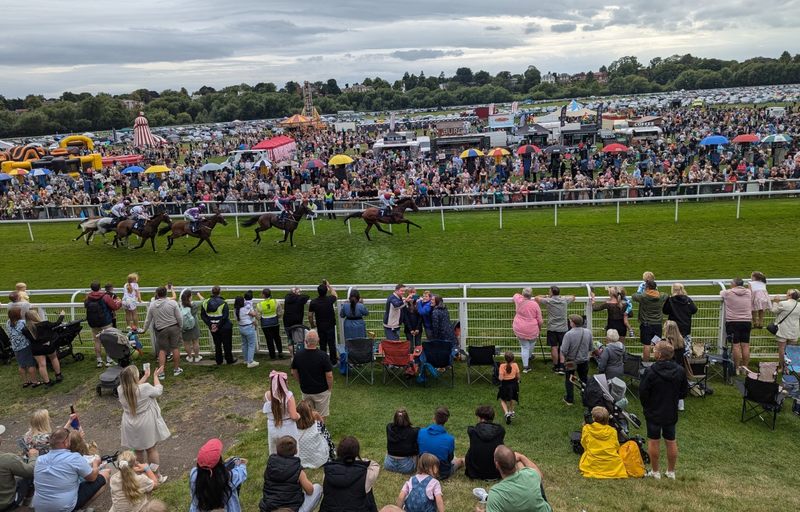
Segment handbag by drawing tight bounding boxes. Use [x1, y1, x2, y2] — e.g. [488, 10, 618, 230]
[766, 301, 798, 335]
[563, 331, 589, 372]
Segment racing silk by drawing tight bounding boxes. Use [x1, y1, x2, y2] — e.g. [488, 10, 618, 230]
[380, 194, 395, 210]
[184, 207, 201, 222]
[130, 205, 149, 220]
[110, 203, 127, 218]
[275, 196, 286, 213]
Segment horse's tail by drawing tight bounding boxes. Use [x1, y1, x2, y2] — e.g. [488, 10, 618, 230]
[157, 223, 173, 236]
[343, 211, 363, 223]
[242, 215, 260, 227]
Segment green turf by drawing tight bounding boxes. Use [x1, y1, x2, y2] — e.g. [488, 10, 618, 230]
[2, 198, 799, 293]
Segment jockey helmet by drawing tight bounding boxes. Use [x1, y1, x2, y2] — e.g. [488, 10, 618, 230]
[198, 203, 207, 211]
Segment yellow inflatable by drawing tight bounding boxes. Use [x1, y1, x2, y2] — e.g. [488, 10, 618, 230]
[59, 135, 94, 150]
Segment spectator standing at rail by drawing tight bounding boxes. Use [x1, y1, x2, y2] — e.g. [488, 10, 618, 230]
[512, 288, 543, 374]
[257, 287, 284, 360]
[560, 315, 593, 406]
[84, 281, 122, 368]
[662, 283, 698, 343]
[201, 286, 236, 366]
[536, 286, 575, 375]
[720, 278, 753, 373]
[308, 280, 338, 364]
[632, 280, 668, 362]
[384, 284, 407, 341]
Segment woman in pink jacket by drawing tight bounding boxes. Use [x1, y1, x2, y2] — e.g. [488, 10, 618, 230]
[513, 288, 543, 373]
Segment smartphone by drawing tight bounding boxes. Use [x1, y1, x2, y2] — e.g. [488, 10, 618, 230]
[70, 405, 80, 430]
[143, 362, 151, 372]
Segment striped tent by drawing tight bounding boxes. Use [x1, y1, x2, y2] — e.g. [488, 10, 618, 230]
[133, 112, 162, 148]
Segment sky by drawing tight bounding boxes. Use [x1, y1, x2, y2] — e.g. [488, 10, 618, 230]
[3, 0, 799, 98]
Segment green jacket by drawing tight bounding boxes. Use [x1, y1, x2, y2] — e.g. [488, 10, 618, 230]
[0, 452, 36, 508]
[632, 291, 668, 325]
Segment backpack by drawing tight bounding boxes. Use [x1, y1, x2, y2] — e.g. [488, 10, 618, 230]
[619, 439, 646, 478]
[85, 296, 111, 328]
[181, 306, 196, 331]
[404, 475, 436, 512]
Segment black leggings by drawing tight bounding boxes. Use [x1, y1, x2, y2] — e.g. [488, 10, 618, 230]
[260, 325, 283, 359]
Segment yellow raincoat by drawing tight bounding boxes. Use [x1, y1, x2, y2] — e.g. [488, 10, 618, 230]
[579, 422, 628, 479]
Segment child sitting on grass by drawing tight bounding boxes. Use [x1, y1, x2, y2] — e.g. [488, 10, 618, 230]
[396, 453, 445, 512]
[579, 406, 627, 479]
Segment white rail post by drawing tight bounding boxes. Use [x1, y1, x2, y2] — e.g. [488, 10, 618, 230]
[499, 206, 503, 229]
[736, 193, 741, 219]
[616, 201, 620, 224]
[346, 218, 351, 235]
[311, 215, 316, 235]
[234, 203, 240, 239]
[20, 209, 34, 241]
[554, 203, 558, 227]
[674, 197, 679, 223]
[458, 284, 469, 351]
[440, 206, 445, 231]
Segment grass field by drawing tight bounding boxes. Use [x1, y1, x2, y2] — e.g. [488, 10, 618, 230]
[2, 197, 800, 512]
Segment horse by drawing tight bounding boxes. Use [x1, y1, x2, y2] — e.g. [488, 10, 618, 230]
[112, 212, 171, 252]
[74, 217, 116, 245]
[157, 212, 228, 253]
[342, 196, 421, 241]
[241, 203, 316, 247]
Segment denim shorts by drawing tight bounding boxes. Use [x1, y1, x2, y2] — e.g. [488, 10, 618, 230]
[383, 454, 416, 474]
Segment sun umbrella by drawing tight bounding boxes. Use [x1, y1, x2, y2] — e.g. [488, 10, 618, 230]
[516, 144, 542, 155]
[199, 163, 223, 172]
[761, 134, 792, 144]
[144, 165, 170, 174]
[487, 148, 510, 158]
[732, 134, 760, 144]
[0, 173, 11, 181]
[8, 168, 29, 176]
[32, 168, 52, 176]
[303, 158, 326, 169]
[544, 145, 567, 154]
[602, 143, 629, 153]
[122, 165, 144, 174]
[328, 154, 354, 166]
[699, 135, 729, 146]
[253, 158, 272, 169]
[460, 148, 484, 158]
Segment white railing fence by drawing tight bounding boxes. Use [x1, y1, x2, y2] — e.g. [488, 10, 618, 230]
[3, 279, 798, 361]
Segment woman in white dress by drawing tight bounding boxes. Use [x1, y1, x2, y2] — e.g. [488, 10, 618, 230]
[263, 370, 299, 454]
[118, 365, 171, 472]
[295, 399, 334, 468]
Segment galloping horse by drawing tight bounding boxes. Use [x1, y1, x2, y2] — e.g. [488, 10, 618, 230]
[112, 212, 172, 251]
[158, 212, 228, 253]
[343, 196, 421, 241]
[241, 203, 316, 247]
[74, 217, 116, 245]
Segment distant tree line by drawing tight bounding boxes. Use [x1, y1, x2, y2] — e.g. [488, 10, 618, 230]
[1, 51, 800, 137]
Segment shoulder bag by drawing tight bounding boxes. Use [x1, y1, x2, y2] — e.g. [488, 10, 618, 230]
[766, 301, 798, 335]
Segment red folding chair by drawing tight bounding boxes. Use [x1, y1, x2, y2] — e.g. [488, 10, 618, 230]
[380, 340, 413, 387]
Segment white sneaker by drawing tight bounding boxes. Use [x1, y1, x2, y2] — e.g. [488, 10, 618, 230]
[472, 488, 488, 503]
[173, 367, 184, 376]
[105, 359, 116, 367]
[247, 361, 260, 368]
[665, 471, 676, 480]
[186, 355, 195, 362]
[96, 360, 104, 368]
[195, 354, 203, 362]
[157, 474, 168, 484]
[646, 470, 661, 479]
[678, 399, 685, 411]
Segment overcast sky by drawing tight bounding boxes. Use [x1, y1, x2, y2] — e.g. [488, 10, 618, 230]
[3, 0, 799, 98]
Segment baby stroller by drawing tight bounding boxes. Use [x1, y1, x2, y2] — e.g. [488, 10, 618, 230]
[53, 320, 85, 363]
[286, 324, 309, 357]
[783, 345, 800, 416]
[571, 374, 649, 463]
[0, 326, 13, 364]
[96, 327, 132, 397]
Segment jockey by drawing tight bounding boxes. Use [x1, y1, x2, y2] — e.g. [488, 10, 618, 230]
[109, 199, 129, 226]
[184, 203, 206, 233]
[379, 190, 395, 217]
[130, 204, 150, 230]
[275, 192, 294, 222]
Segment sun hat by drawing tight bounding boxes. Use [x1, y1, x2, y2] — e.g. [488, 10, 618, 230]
[197, 438, 223, 470]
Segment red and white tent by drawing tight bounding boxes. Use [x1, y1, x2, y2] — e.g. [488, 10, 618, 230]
[133, 112, 164, 148]
[252, 135, 296, 162]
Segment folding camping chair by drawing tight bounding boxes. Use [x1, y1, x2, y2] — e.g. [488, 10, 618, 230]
[622, 352, 644, 400]
[684, 342, 709, 398]
[466, 345, 497, 384]
[738, 376, 785, 430]
[783, 345, 800, 415]
[380, 340, 413, 387]
[421, 340, 455, 387]
[344, 338, 375, 385]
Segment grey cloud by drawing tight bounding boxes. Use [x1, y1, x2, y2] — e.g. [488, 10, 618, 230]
[582, 24, 604, 31]
[551, 23, 578, 33]
[485, 26, 502, 31]
[390, 49, 464, 61]
[524, 23, 542, 34]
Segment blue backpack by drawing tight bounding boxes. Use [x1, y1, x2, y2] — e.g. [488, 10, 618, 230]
[404, 475, 436, 512]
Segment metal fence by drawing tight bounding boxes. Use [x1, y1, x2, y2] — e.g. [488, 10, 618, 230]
[4, 279, 797, 361]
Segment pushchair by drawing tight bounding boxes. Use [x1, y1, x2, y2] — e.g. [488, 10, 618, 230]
[0, 325, 13, 364]
[783, 345, 800, 416]
[286, 324, 309, 357]
[571, 374, 649, 463]
[52, 320, 86, 363]
[96, 327, 132, 397]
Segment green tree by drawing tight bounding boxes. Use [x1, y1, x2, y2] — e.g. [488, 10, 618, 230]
[522, 65, 541, 90]
[474, 70, 492, 86]
[454, 67, 474, 85]
[608, 56, 642, 78]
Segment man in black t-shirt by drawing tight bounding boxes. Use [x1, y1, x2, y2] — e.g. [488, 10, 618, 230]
[308, 280, 338, 364]
[291, 330, 334, 421]
[283, 287, 310, 338]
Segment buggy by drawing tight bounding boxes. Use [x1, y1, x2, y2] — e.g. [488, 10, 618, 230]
[0, 326, 13, 364]
[52, 320, 86, 363]
[285, 324, 309, 357]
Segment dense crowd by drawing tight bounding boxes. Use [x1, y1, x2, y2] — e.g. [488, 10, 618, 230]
[1, 104, 798, 220]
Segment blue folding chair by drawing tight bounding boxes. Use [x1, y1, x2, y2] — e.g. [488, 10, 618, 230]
[421, 340, 455, 387]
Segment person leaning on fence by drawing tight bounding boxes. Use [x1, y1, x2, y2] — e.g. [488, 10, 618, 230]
[662, 283, 698, 342]
[84, 281, 122, 368]
[770, 289, 800, 372]
[383, 284, 408, 341]
[512, 288, 543, 374]
[536, 286, 575, 375]
[142, 286, 184, 378]
[340, 288, 369, 341]
[179, 289, 204, 363]
[560, 314, 593, 406]
[639, 341, 688, 480]
[719, 278, 753, 373]
[632, 279, 668, 362]
[308, 281, 338, 365]
[257, 287, 285, 360]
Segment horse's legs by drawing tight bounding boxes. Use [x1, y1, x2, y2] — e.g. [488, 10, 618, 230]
[402, 219, 422, 233]
[150, 235, 157, 252]
[278, 229, 289, 243]
[374, 223, 393, 236]
[364, 222, 373, 241]
[205, 238, 219, 254]
[166, 236, 174, 251]
[188, 237, 204, 253]
[253, 226, 263, 244]
[289, 230, 295, 247]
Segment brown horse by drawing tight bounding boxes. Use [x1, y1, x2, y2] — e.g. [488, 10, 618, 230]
[241, 203, 316, 247]
[343, 196, 421, 241]
[157, 212, 228, 253]
[112, 212, 171, 251]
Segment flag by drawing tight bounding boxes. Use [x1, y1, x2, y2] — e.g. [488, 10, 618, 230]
[559, 105, 567, 127]
[511, 101, 519, 113]
[389, 112, 396, 132]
